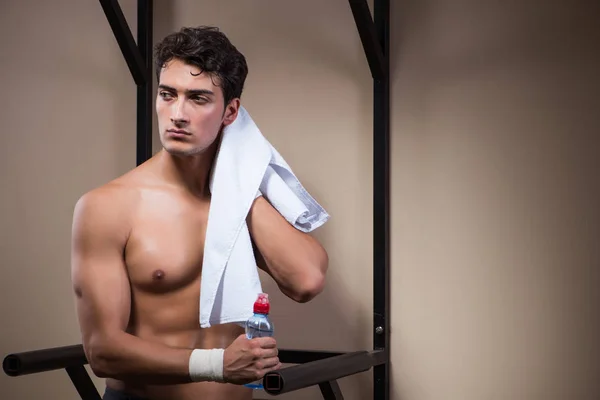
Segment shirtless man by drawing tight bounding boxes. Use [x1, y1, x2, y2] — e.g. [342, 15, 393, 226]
[70, 26, 329, 400]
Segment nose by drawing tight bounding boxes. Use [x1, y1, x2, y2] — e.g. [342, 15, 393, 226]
[170, 99, 189, 125]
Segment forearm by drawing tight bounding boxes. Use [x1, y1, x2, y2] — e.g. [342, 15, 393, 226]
[87, 330, 196, 385]
[247, 196, 328, 302]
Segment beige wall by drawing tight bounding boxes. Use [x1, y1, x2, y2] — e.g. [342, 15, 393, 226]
[1, 1, 599, 400]
[0, 0, 138, 398]
[390, 1, 600, 399]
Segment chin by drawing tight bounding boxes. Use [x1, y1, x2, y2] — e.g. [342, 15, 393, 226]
[162, 139, 212, 157]
[164, 145, 202, 157]
[161, 135, 219, 157]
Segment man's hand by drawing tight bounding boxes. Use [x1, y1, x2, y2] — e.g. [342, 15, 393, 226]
[222, 334, 281, 384]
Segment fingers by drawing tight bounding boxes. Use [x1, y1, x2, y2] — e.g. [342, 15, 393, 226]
[239, 333, 277, 349]
[253, 336, 277, 348]
[254, 359, 280, 382]
[248, 337, 278, 357]
[258, 346, 278, 358]
[245, 335, 281, 373]
[263, 361, 282, 374]
[223, 335, 282, 385]
[252, 348, 278, 364]
[260, 356, 280, 369]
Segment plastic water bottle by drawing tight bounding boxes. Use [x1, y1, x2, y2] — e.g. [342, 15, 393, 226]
[244, 293, 274, 389]
[245, 293, 274, 339]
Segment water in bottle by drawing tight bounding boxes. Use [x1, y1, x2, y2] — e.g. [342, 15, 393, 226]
[244, 293, 274, 389]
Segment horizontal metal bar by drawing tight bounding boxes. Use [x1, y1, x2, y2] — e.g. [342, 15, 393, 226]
[279, 349, 346, 364]
[2, 344, 348, 377]
[99, 0, 148, 85]
[348, 0, 386, 80]
[263, 350, 386, 395]
[3, 344, 88, 377]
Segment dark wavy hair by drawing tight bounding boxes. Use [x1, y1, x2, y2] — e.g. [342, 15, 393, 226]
[154, 26, 248, 106]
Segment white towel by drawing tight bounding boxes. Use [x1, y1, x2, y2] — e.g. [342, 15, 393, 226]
[199, 106, 330, 329]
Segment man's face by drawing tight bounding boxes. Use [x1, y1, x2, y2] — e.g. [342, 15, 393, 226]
[156, 58, 238, 156]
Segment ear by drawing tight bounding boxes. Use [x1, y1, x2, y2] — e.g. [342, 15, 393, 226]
[222, 99, 240, 127]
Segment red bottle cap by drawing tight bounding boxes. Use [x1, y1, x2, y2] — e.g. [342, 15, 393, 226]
[253, 293, 270, 314]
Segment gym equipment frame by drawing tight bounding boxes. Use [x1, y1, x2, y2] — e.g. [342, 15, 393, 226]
[2, 1, 390, 399]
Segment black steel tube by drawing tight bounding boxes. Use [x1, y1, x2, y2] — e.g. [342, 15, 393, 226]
[262, 350, 384, 395]
[65, 365, 102, 400]
[348, 0, 386, 80]
[99, 0, 147, 86]
[3, 344, 88, 377]
[1, 345, 341, 376]
[319, 380, 344, 400]
[279, 349, 345, 364]
[136, 0, 154, 165]
[372, 0, 390, 399]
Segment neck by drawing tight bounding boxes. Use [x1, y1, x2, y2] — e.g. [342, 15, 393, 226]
[155, 143, 219, 197]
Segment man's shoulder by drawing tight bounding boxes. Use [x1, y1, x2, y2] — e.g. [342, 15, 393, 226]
[73, 176, 141, 222]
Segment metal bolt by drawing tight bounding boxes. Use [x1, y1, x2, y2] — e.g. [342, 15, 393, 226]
[375, 326, 384, 334]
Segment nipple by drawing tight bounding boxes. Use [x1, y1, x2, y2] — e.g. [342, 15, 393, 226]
[152, 269, 165, 280]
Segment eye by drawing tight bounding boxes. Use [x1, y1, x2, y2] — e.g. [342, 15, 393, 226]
[159, 91, 174, 100]
[191, 96, 209, 104]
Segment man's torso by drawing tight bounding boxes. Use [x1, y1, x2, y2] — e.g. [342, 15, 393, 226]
[104, 162, 251, 400]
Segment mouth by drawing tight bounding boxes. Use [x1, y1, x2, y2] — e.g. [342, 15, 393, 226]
[167, 129, 191, 136]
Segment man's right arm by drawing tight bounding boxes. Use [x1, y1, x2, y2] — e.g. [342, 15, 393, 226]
[70, 187, 195, 384]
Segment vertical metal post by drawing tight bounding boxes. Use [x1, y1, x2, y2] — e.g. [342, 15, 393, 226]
[372, 0, 390, 399]
[137, 0, 153, 165]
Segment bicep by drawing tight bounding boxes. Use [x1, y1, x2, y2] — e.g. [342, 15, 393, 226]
[70, 192, 131, 347]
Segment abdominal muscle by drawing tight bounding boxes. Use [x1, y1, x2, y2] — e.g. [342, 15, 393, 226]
[106, 285, 252, 400]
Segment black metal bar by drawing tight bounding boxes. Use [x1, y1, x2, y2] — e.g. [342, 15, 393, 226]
[2, 344, 343, 375]
[99, 0, 147, 86]
[262, 350, 385, 396]
[372, 0, 390, 399]
[348, 0, 386, 80]
[65, 365, 102, 400]
[279, 349, 345, 364]
[137, 0, 154, 165]
[319, 380, 344, 400]
[3, 344, 88, 377]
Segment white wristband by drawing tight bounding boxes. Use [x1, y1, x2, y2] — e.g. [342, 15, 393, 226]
[188, 349, 225, 383]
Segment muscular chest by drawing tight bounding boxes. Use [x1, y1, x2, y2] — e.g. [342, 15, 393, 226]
[125, 190, 210, 293]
